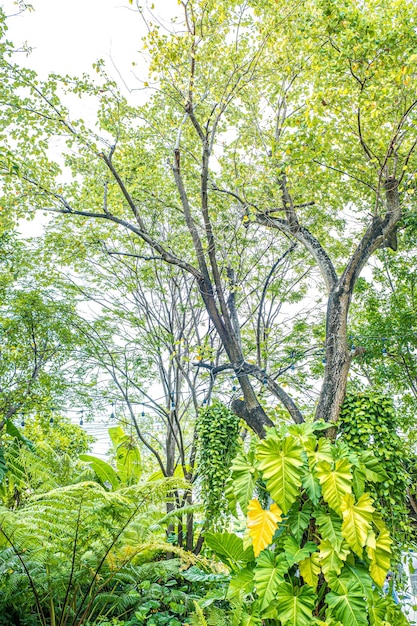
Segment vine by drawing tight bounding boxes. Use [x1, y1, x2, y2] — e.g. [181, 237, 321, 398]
[339, 391, 412, 549]
[197, 401, 240, 528]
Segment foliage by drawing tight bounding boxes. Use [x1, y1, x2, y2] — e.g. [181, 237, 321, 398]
[22, 412, 94, 457]
[0, 478, 200, 626]
[206, 423, 409, 625]
[197, 401, 240, 527]
[339, 392, 412, 546]
[81, 426, 142, 491]
[4, 0, 417, 437]
[0, 425, 92, 507]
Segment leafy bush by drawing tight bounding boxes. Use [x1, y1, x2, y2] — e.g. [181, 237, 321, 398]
[204, 422, 410, 625]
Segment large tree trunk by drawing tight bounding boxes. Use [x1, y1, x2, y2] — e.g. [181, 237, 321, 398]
[315, 284, 352, 426]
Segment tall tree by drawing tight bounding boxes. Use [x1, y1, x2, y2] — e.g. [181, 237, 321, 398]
[1, 0, 416, 436]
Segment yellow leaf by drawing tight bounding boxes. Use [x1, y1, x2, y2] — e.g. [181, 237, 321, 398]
[366, 527, 392, 587]
[340, 492, 374, 558]
[247, 499, 282, 557]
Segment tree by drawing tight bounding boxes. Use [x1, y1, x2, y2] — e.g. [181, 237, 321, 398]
[2, 2, 415, 424]
[2, 2, 417, 619]
[2, 0, 416, 437]
[0, 230, 90, 429]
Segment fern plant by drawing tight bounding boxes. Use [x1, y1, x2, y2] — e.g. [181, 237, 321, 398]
[0, 477, 196, 626]
[205, 422, 410, 626]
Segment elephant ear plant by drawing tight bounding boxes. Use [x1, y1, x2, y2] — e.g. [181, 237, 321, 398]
[205, 422, 409, 626]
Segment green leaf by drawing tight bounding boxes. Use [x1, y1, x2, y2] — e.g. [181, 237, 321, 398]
[366, 527, 392, 587]
[301, 470, 321, 505]
[275, 582, 317, 626]
[315, 459, 352, 514]
[287, 502, 312, 542]
[340, 492, 374, 558]
[318, 538, 350, 579]
[299, 552, 321, 590]
[359, 451, 388, 483]
[283, 536, 318, 566]
[230, 451, 256, 514]
[352, 466, 365, 498]
[313, 508, 343, 551]
[305, 437, 333, 467]
[204, 531, 254, 571]
[254, 551, 289, 611]
[79, 454, 120, 490]
[326, 581, 368, 626]
[227, 567, 254, 598]
[114, 440, 142, 483]
[340, 564, 374, 601]
[256, 434, 304, 514]
[108, 425, 127, 448]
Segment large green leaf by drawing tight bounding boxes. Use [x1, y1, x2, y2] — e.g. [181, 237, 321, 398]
[352, 466, 366, 499]
[313, 508, 343, 551]
[315, 459, 352, 514]
[366, 527, 392, 587]
[79, 454, 120, 490]
[283, 536, 317, 566]
[299, 552, 321, 590]
[326, 581, 368, 626]
[305, 437, 333, 467]
[227, 567, 254, 598]
[359, 451, 388, 483]
[114, 440, 142, 483]
[340, 492, 374, 558]
[287, 502, 312, 543]
[204, 531, 254, 571]
[326, 564, 373, 600]
[254, 550, 289, 611]
[301, 470, 321, 505]
[275, 582, 316, 626]
[230, 451, 256, 514]
[256, 434, 304, 514]
[319, 538, 350, 579]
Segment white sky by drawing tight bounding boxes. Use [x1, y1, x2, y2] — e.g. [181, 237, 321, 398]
[2, 0, 147, 80]
[1, 0, 163, 455]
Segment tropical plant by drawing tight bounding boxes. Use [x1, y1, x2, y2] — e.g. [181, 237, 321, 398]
[205, 423, 409, 625]
[0, 477, 196, 626]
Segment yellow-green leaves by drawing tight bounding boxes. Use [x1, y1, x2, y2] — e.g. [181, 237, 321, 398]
[366, 527, 392, 586]
[299, 552, 321, 590]
[222, 427, 397, 625]
[316, 459, 352, 514]
[340, 493, 374, 558]
[247, 499, 282, 557]
[256, 434, 304, 514]
[275, 582, 317, 626]
[319, 538, 350, 579]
